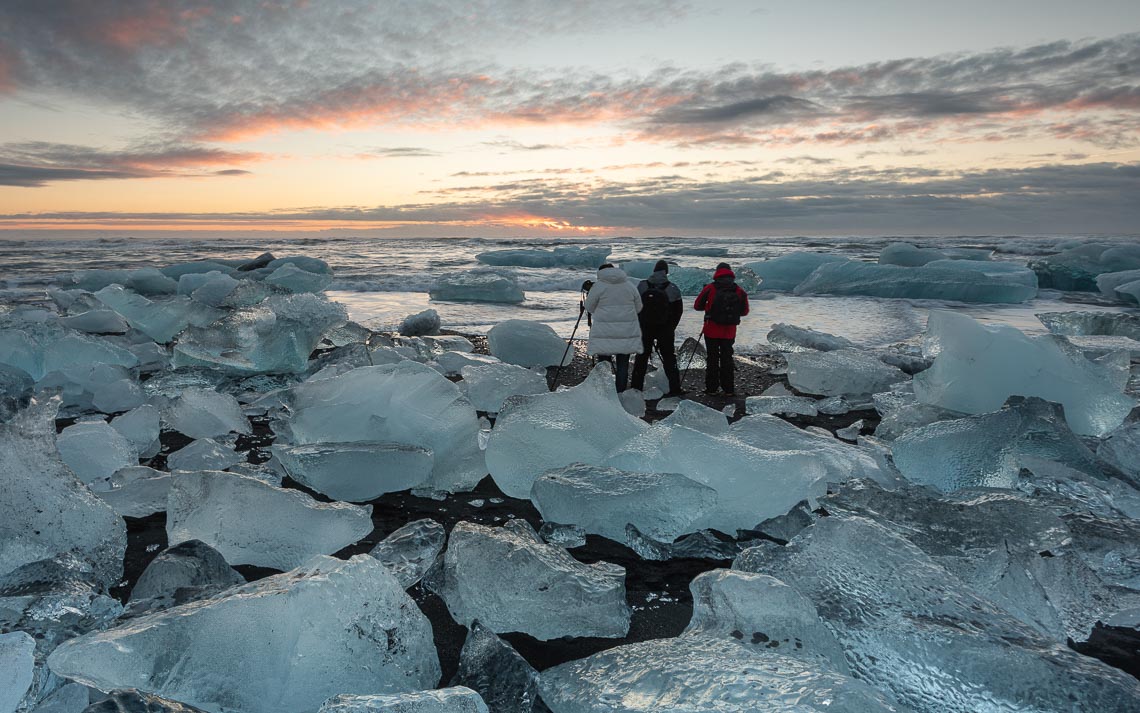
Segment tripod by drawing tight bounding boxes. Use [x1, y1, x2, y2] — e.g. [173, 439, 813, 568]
[550, 285, 592, 391]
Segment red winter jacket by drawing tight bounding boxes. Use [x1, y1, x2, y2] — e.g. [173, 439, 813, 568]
[694, 267, 750, 339]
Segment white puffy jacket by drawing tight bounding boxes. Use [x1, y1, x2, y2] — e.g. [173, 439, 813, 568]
[584, 266, 643, 355]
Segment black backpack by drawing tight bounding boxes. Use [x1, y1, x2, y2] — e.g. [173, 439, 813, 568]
[708, 284, 743, 325]
[639, 283, 672, 327]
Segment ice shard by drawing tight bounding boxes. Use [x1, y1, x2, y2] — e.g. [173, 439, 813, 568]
[428, 520, 630, 640]
[398, 309, 441, 337]
[163, 388, 250, 439]
[95, 286, 223, 344]
[530, 463, 717, 542]
[0, 631, 35, 713]
[449, 621, 542, 713]
[110, 404, 161, 458]
[166, 438, 243, 472]
[537, 636, 901, 713]
[913, 310, 1135, 436]
[458, 363, 548, 413]
[127, 540, 244, 615]
[167, 471, 374, 570]
[368, 519, 446, 588]
[485, 364, 648, 498]
[56, 421, 139, 488]
[263, 263, 332, 293]
[785, 348, 907, 396]
[486, 320, 570, 367]
[48, 556, 440, 713]
[272, 442, 434, 502]
[735, 515, 1140, 713]
[285, 362, 484, 492]
[1099, 421, 1140, 483]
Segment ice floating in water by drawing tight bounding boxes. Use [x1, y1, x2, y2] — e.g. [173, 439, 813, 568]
[163, 388, 250, 440]
[530, 463, 717, 542]
[892, 396, 1106, 492]
[459, 363, 547, 412]
[485, 364, 648, 498]
[167, 470, 373, 570]
[48, 556, 440, 713]
[166, 438, 243, 472]
[56, 421, 138, 489]
[486, 320, 570, 367]
[765, 323, 854, 352]
[285, 362, 485, 492]
[0, 399, 126, 588]
[684, 569, 850, 673]
[786, 348, 907, 396]
[742, 252, 850, 292]
[96, 286, 223, 344]
[399, 308, 441, 337]
[1097, 269, 1140, 302]
[537, 636, 900, 713]
[427, 520, 630, 640]
[127, 540, 244, 616]
[795, 259, 1038, 303]
[319, 688, 488, 713]
[1030, 242, 1140, 291]
[430, 270, 524, 303]
[173, 294, 347, 374]
[1037, 310, 1140, 341]
[449, 621, 542, 713]
[476, 246, 609, 268]
[735, 515, 1140, 713]
[368, 518, 446, 588]
[913, 311, 1135, 436]
[272, 442, 433, 502]
[0, 631, 35, 713]
[879, 241, 950, 266]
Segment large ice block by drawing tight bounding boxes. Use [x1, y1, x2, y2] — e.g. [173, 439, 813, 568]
[1099, 422, 1140, 483]
[263, 263, 332, 293]
[1030, 242, 1140, 291]
[128, 540, 244, 615]
[734, 515, 1140, 713]
[172, 294, 347, 374]
[786, 348, 907, 396]
[399, 309, 441, 337]
[427, 520, 630, 640]
[449, 621, 542, 713]
[485, 364, 648, 498]
[368, 519, 446, 588]
[459, 363, 548, 412]
[48, 556, 440, 713]
[604, 422, 830, 532]
[0, 631, 35, 713]
[1037, 310, 1140, 341]
[272, 442, 433, 502]
[167, 470, 374, 570]
[659, 398, 729, 435]
[319, 689, 488, 713]
[126, 268, 179, 296]
[110, 404, 161, 458]
[430, 270, 524, 303]
[97, 466, 171, 518]
[95, 286, 223, 344]
[530, 463, 717, 542]
[163, 388, 250, 439]
[913, 311, 1135, 436]
[730, 415, 885, 484]
[179, 271, 239, 304]
[878, 241, 948, 266]
[537, 636, 901, 713]
[0, 399, 126, 587]
[56, 421, 138, 489]
[285, 362, 484, 492]
[476, 246, 609, 268]
[892, 396, 1107, 491]
[486, 320, 570, 368]
[743, 252, 850, 291]
[794, 259, 1038, 303]
[684, 569, 850, 673]
[58, 309, 129, 335]
[766, 323, 854, 352]
[1097, 269, 1140, 302]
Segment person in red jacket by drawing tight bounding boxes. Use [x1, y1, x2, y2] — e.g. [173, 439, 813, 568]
[693, 263, 750, 396]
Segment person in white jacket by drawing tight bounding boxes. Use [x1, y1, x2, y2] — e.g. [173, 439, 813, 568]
[584, 263, 643, 391]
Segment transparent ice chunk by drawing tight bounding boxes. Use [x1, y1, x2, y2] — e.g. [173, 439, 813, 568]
[766, 323, 855, 352]
[786, 349, 907, 397]
[458, 363, 547, 412]
[449, 621, 541, 713]
[430, 270, 524, 303]
[368, 519, 446, 588]
[56, 421, 138, 489]
[163, 388, 250, 440]
[486, 320, 570, 367]
[398, 309, 441, 337]
[273, 442, 433, 502]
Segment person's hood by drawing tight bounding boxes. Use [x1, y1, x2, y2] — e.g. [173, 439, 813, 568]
[713, 267, 735, 281]
[647, 269, 670, 286]
[597, 266, 628, 284]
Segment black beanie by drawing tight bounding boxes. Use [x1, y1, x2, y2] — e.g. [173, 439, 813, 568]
[716, 262, 731, 271]
[654, 259, 669, 273]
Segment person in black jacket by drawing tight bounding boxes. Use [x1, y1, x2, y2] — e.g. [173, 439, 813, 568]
[631, 260, 685, 396]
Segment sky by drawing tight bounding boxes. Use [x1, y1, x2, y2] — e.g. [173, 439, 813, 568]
[0, 0, 1138, 237]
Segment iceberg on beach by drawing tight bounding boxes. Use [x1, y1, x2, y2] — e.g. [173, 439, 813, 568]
[795, 259, 1038, 303]
[48, 556, 440, 713]
[913, 311, 1135, 436]
[786, 348, 907, 396]
[530, 463, 717, 542]
[430, 269, 524, 303]
[284, 362, 485, 492]
[743, 252, 849, 291]
[272, 442, 434, 501]
[167, 470, 374, 570]
[172, 293, 347, 374]
[476, 245, 610, 268]
[368, 518, 446, 588]
[1037, 310, 1140, 340]
[1030, 242, 1140, 291]
[486, 319, 570, 367]
[262, 262, 332, 293]
[1097, 269, 1140, 302]
[399, 308, 441, 336]
[459, 362, 548, 412]
[485, 364, 648, 498]
[56, 420, 138, 488]
[766, 323, 854, 352]
[96, 286, 223, 343]
[427, 520, 630, 640]
[163, 388, 250, 440]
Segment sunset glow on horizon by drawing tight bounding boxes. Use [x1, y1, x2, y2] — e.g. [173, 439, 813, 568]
[1, 1, 1138, 237]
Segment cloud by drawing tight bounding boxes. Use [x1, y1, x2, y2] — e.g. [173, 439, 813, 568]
[775, 155, 837, 165]
[360, 146, 440, 158]
[481, 139, 562, 151]
[0, 140, 263, 186]
[5, 161, 1137, 234]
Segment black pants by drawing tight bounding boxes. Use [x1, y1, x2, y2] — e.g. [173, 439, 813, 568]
[597, 354, 631, 392]
[630, 327, 681, 393]
[705, 337, 735, 393]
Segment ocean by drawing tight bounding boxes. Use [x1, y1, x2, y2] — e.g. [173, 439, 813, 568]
[1, 233, 1135, 350]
